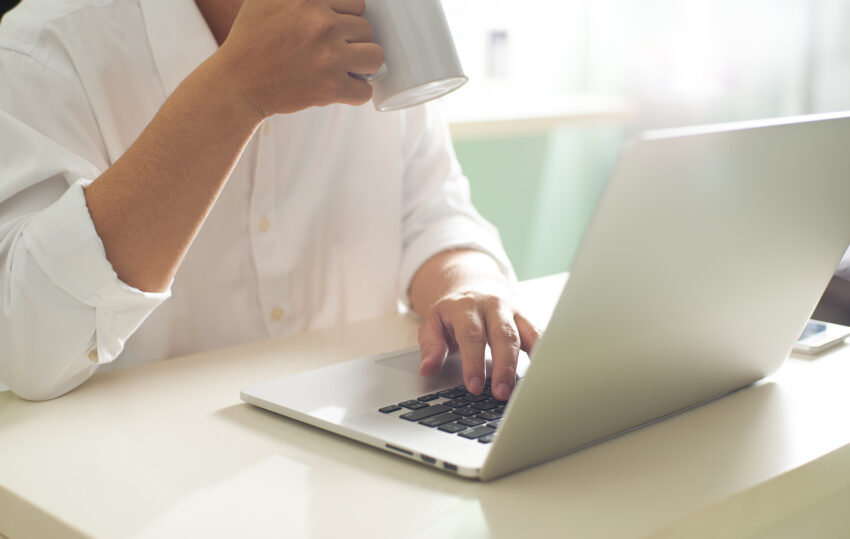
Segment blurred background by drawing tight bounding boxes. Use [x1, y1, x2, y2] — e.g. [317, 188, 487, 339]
[3, 0, 847, 280]
[2, 0, 849, 316]
[441, 0, 850, 281]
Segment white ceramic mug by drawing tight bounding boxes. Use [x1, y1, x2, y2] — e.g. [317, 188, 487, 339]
[355, 0, 467, 112]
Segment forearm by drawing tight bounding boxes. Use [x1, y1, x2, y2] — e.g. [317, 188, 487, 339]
[84, 52, 262, 292]
[408, 249, 514, 317]
[86, 0, 384, 293]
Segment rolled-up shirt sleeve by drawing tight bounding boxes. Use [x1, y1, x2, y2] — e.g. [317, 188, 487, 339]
[398, 102, 516, 304]
[0, 52, 169, 400]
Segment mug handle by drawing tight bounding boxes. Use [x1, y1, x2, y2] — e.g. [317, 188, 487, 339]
[351, 63, 389, 82]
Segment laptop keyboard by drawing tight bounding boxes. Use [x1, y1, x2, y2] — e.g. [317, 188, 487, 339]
[379, 381, 507, 444]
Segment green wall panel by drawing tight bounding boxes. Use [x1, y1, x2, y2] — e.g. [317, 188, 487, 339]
[454, 127, 623, 281]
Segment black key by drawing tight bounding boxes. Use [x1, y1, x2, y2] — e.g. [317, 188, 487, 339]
[399, 400, 428, 410]
[478, 434, 494, 444]
[400, 405, 451, 421]
[444, 398, 471, 408]
[437, 388, 467, 399]
[420, 412, 460, 427]
[464, 394, 488, 403]
[477, 410, 502, 421]
[459, 426, 496, 440]
[417, 394, 439, 402]
[495, 405, 506, 412]
[482, 386, 493, 397]
[472, 401, 498, 411]
[487, 420, 502, 428]
[458, 417, 485, 427]
[453, 407, 479, 417]
[379, 405, 402, 413]
[438, 422, 468, 433]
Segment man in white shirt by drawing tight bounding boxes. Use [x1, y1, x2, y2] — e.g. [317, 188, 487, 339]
[0, 0, 539, 400]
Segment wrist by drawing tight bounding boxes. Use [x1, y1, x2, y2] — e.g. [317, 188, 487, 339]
[198, 48, 268, 129]
[409, 249, 515, 315]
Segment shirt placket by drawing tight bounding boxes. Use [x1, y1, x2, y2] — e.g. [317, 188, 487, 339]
[250, 119, 290, 336]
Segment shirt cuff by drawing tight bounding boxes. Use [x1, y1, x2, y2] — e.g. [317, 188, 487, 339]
[22, 180, 170, 364]
[398, 215, 517, 308]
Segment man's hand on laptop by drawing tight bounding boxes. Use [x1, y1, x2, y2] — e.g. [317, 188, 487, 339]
[408, 250, 541, 402]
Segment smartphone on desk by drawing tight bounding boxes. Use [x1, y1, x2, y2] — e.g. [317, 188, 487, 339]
[793, 320, 850, 355]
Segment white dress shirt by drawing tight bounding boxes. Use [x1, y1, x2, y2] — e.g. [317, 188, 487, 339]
[0, 0, 513, 400]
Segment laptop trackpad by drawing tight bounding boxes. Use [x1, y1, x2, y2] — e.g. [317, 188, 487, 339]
[375, 349, 486, 379]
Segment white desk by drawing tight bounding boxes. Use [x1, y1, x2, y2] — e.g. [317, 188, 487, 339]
[2, 274, 850, 538]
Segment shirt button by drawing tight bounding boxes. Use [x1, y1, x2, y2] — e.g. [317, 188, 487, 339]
[258, 217, 270, 232]
[88, 349, 99, 363]
[270, 306, 284, 322]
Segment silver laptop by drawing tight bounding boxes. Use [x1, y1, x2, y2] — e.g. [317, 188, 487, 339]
[241, 112, 850, 480]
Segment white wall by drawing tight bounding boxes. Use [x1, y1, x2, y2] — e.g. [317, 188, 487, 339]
[443, 0, 850, 128]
